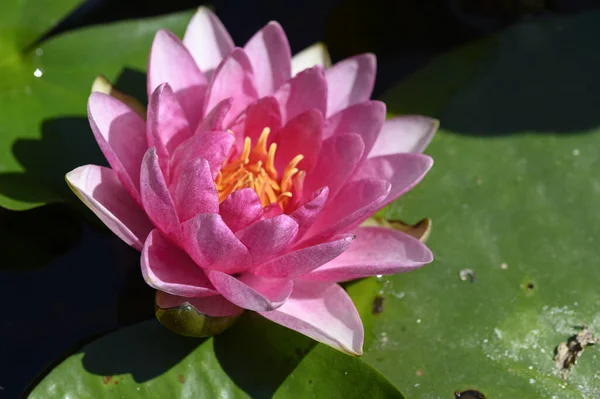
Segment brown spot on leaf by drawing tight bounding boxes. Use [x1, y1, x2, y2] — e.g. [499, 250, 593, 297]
[102, 376, 113, 385]
[454, 389, 486, 399]
[554, 326, 600, 379]
[308, 379, 313, 384]
[372, 295, 385, 315]
[178, 374, 186, 383]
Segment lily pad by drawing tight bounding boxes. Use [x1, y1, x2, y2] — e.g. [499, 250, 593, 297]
[28, 314, 405, 398]
[352, 10, 600, 398]
[0, 1, 194, 210]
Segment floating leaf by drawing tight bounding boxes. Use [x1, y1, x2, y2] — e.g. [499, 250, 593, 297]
[352, 10, 600, 398]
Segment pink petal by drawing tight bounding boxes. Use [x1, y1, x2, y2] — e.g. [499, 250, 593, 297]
[148, 29, 207, 129]
[291, 43, 331, 76]
[289, 187, 329, 239]
[147, 84, 193, 180]
[204, 48, 258, 128]
[140, 148, 181, 242]
[88, 92, 146, 204]
[156, 290, 243, 317]
[302, 134, 364, 201]
[182, 213, 252, 274]
[262, 203, 283, 219]
[244, 21, 292, 96]
[171, 158, 219, 222]
[198, 98, 233, 132]
[305, 179, 391, 242]
[229, 96, 282, 153]
[353, 153, 433, 207]
[304, 227, 433, 282]
[274, 66, 327, 123]
[183, 7, 234, 77]
[259, 281, 363, 355]
[170, 130, 235, 181]
[324, 101, 386, 157]
[219, 188, 264, 232]
[325, 54, 376, 117]
[207, 270, 293, 311]
[141, 229, 217, 297]
[273, 109, 323, 174]
[369, 116, 439, 158]
[235, 214, 299, 267]
[255, 234, 354, 278]
[66, 165, 153, 251]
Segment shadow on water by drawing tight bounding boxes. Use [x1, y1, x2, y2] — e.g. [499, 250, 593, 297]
[393, 10, 600, 137]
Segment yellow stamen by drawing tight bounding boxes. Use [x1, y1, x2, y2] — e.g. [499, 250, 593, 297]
[215, 127, 304, 210]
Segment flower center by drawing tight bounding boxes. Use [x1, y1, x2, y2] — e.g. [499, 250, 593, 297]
[215, 127, 304, 210]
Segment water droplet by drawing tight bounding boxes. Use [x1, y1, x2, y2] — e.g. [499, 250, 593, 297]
[529, 378, 535, 384]
[35, 48, 44, 56]
[528, 365, 533, 370]
[572, 149, 580, 156]
[33, 68, 43, 78]
[416, 319, 421, 324]
[500, 262, 508, 270]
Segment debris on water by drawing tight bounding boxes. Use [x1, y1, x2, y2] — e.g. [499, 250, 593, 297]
[459, 268, 476, 282]
[372, 295, 385, 315]
[554, 326, 600, 379]
[454, 389, 486, 399]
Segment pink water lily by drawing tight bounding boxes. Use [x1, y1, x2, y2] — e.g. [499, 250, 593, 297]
[66, 7, 438, 356]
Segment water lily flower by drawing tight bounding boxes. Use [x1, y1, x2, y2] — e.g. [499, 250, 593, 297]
[66, 7, 438, 356]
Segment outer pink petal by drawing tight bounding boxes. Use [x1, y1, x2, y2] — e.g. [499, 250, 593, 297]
[141, 229, 217, 297]
[88, 92, 146, 204]
[259, 281, 363, 355]
[303, 227, 433, 282]
[198, 98, 233, 132]
[171, 158, 219, 222]
[207, 270, 293, 311]
[148, 29, 207, 129]
[369, 116, 439, 158]
[171, 131, 235, 181]
[305, 179, 391, 243]
[66, 165, 153, 251]
[254, 235, 354, 278]
[302, 134, 364, 201]
[325, 54, 376, 117]
[220, 188, 263, 232]
[289, 187, 329, 239]
[140, 148, 181, 242]
[353, 153, 433, 207]
[156, 290, 243, 317]
[204, 48, 258, 128]
[182, 213, 252, 274]
[235, 214, 299, 267]
[274, 66, 327, 123]
[324, 101, 386, 157]
[273, 109, 323, 174]
[147, 83, 193, 180]
[244, 21, 292, 96]
[183, 7, 234, 77]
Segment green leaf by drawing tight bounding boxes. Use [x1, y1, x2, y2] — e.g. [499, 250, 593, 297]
[355, 10, 600, 398]
[0, 8, 194, 210]
[274, 345, 405, 399]
[28, 314, 405, 398]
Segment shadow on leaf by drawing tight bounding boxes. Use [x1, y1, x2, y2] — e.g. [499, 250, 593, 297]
[213, 312, 315, 399]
